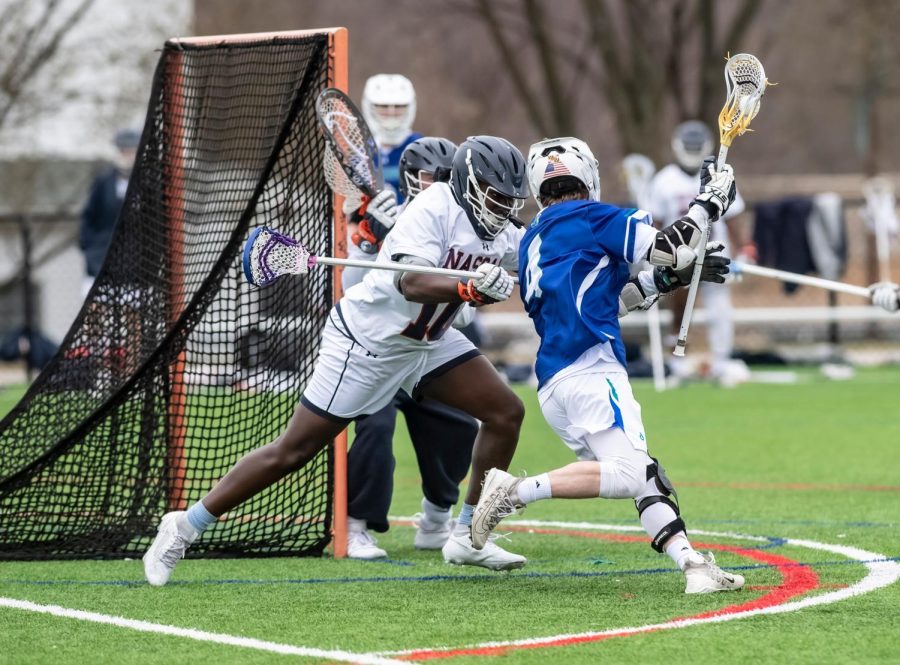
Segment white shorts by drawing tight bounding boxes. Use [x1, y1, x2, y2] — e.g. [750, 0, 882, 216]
[301, 305, 480, 421]
[538, 370, 648, 460]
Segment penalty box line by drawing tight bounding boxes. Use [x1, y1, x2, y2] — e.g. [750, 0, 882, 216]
[0, 596, 414, 665]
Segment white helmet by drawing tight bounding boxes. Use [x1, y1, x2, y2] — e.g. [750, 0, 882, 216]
[361, 74, 416, 147]
[672, 120, 714, 173]
[526, 137, 601, 209]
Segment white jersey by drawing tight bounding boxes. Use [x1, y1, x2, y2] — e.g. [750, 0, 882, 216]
[340, 182, 521, 352]
[647, 163, 745, 246]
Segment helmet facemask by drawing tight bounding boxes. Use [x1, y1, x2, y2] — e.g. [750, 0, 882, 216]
[463, 149, 524, 238]
[402, 168, 435, 200]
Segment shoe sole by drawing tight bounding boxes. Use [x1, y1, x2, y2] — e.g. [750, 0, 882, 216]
[444, 557, 526, 572]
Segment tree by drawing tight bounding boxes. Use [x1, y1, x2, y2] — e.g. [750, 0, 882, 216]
[458, 0, 764, 160]
[0, 0, 97, 130]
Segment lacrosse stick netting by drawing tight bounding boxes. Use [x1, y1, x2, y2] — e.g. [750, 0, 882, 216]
[673, 53, 768, 357]
[316, 88, 382, 210]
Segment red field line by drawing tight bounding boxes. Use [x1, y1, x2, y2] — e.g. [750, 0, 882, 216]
[397, 530, 820, 661]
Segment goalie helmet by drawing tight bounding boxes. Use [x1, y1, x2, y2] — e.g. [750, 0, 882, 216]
[526, 137, 601, 209]
[451, 136, 527, 240]
[361, 74, 417, 147]
[398, 136, 458, 201]
[672, 120, 714, 173]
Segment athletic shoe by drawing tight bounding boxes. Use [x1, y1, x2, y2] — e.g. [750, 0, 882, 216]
[471, 468, 523, 550]
[143, 511, 198, 587]
[413, 514, 455, 550]
[347, 528, 388, 559]
[442, 531, 526, 571]
[683, 552, 745, 593]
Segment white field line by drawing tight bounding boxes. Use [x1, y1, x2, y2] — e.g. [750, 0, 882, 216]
[379, 519, 900, 657]
[0, 596, 415, 665]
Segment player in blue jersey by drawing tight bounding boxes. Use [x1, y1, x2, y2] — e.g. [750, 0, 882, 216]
[361, 74, 422, 204]
[472, 137, 747, 593]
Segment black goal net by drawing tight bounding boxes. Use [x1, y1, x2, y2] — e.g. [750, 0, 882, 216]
[0, 32, 339, 559]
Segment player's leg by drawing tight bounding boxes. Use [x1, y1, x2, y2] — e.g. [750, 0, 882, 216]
[144, 312, 403, 585]
[346, 399, 400, 559]
[401, 393, 477, 549]
[416, 334, 525, 570]
[703, 281, 746, 386]
[473, 372, 744, 592]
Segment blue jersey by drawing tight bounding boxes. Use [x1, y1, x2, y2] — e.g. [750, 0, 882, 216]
[519, 200, 654, 388]
[379, 132, 422, 204]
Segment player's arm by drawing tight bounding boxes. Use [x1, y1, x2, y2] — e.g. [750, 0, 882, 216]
[646, 159, 736, 270]
[619, 242, 731, 316]
[398, 261, 514, 306]
[870, 282, 900, 312]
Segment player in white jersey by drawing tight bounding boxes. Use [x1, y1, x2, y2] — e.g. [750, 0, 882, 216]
[472, 136, 746, 594]
[648, 121, 753, 386]
[143, 136, 531, 585]
[340, 137, 482, 559]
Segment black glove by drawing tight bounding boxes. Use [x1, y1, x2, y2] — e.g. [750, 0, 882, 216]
[693, 156, 737, 219]
[653, 242, 731, 294]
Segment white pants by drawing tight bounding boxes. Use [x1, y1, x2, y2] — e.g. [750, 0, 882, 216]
[702, 281, 734, 376]
[301, 306, 479, 420]
[539, 370, 658, 500]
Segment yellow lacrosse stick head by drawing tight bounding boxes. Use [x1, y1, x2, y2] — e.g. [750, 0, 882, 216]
[718, 53, 768, 148]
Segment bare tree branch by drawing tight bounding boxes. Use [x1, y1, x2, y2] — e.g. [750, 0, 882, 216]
[473, 0, 551, 134]
[522, 0, 574, 134]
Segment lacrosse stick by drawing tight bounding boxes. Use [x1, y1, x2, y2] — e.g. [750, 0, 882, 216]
[242, 226, 517, 287]
[862, 176, 897, 283]
[673, 53, 769, 357]
[316, 87, 385, 252]
[732, 262, 871, 298]
[622, 154, 666, 391]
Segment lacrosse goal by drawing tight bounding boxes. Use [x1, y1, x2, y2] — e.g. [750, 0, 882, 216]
[0, 28, 349, 559]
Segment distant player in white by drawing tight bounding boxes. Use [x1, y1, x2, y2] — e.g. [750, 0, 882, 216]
[340, 137, 482, 560]
[471, 136, 746, 594]
[648, 121, 753, 385]
[870, 282, 900, 312]
[143, 136, 531, 585]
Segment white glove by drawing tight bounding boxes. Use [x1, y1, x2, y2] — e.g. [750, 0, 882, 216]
[458, 263, 514, 304]
[693, 158, 737, 218]
[365, 190, 398, 235]
[870, 282, 900, 312]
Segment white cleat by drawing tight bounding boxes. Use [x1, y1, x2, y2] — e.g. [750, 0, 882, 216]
[442, 530, 526, 571]
[347, 528, 388, 559]
[143, 512, 198, 587]
[684, 552, 745, 594]
[471, 468, 524, 550]
[413, 514, 455, 550]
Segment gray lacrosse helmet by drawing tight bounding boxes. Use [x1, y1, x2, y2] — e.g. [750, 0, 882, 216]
[451, 135, 528, 240]
[399, 136, 458, 201]
[672, 120, 714, 173]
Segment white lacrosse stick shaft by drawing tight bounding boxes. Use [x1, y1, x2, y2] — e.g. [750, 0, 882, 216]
[672, 144, 728, 357]
[733, 261, 870, 298]
[313, 255, 519, 283]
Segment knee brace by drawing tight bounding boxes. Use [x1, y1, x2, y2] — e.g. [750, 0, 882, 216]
[597, 457, 645, 499]
[635, 457, 686, 553]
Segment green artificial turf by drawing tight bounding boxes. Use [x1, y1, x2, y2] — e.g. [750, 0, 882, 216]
[0, 368, 898, 664]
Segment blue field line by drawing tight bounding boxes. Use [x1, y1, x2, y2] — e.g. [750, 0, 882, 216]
[3, 556, 897, 588]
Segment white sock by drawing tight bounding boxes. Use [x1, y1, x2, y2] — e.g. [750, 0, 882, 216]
[515, 473, 552, 505]
[348, 517, 367, 533]
[421, 497, 451, 526]
[665, 534, 702, 570]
